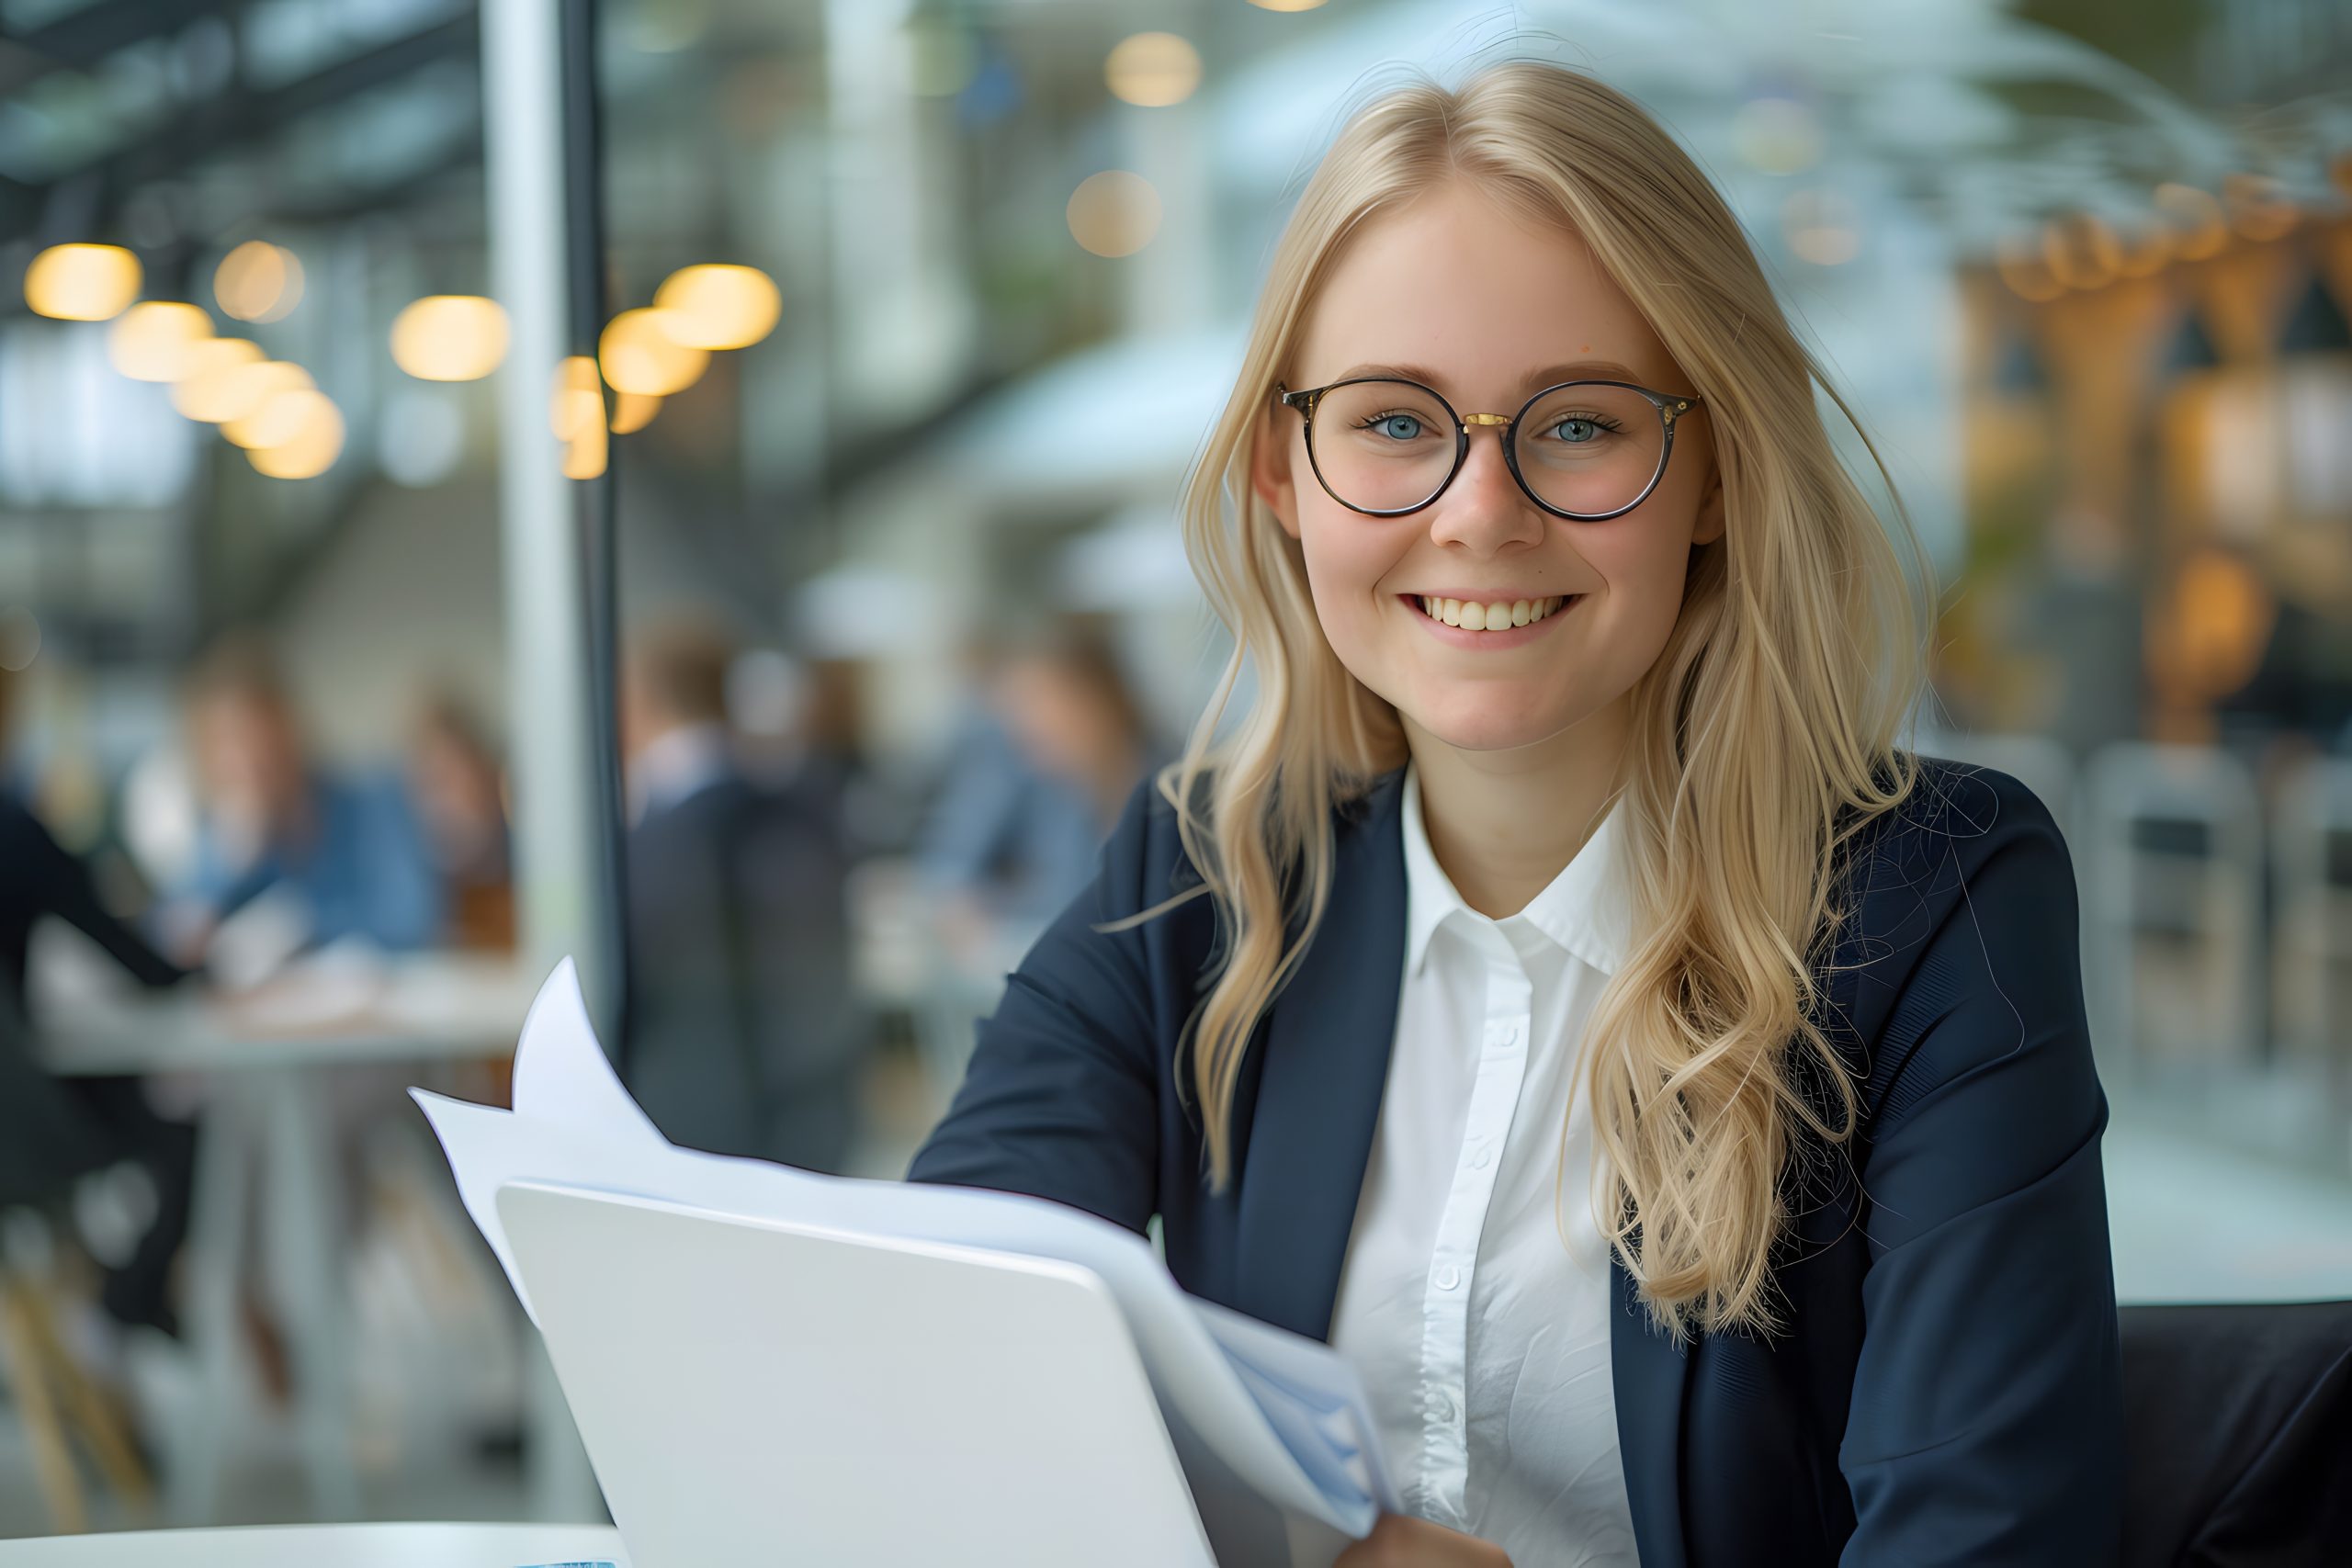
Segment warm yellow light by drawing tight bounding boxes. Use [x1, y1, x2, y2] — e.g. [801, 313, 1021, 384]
[549, 356, 604, 439]
[215, 241, 304, 323]
[1106, 33, 1201, 107]
[2154, 183, 2229, 261]
[390, 295, 511, 381]
[1246, 0, 1326, 10]
[598, 309, 707, 396]
[107, 302, 215, 381]
[562, 416, 608, 479]
[247, 391, 345, 479]
[218, 360, 311, 431]
[2042, 213, 2120, 290]
[1067, 171, 1162, 258]
[2222, 172, 2297, 243]
[650, 265, 780, 351]
[25, 243, 141, 321]
[170, 338, 266, 421]
[1781, 189, 1859, 266]
[221, 366, 320, 447]
[610, 390, 662, 434]
[1995, 236, 2064, 303]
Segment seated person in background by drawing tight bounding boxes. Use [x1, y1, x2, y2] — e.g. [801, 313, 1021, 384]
[0, 665, 195, 1338]
[164, 635, 444, 963]
[912, 621, 1168, 954]
[406, 693, 514, 951]
[618, 620, 868, 1172]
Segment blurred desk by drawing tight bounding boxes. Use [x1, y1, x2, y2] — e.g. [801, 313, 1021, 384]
[39, 953, 537, 1077]
[32, 953, 543, 1528]
[0, 1521, 627, 1565]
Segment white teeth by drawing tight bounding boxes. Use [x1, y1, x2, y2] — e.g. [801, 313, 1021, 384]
[1417, 595, 1568, 630]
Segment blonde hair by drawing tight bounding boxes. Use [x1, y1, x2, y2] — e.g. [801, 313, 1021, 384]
[1100, 61, 1930, 1341]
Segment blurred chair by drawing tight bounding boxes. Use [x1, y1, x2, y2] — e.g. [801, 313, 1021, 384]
[2120, 1299, 2352, 1567]
[0, 1194, 154, 1533]
[2082, 742, 2265, 1079]
[2269, 755, 2352, 1115]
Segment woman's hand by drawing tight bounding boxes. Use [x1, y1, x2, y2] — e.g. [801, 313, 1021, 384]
[1333, 1512, 1513, 1567]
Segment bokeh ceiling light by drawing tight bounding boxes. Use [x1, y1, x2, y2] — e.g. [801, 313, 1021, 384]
[1246, 0, 1326, 10]
[610, 390, 662, 434]
[1106, 32, 1201, 107]
[1731, 96, 1824, 176]
[1067, 171, 1162, 258]
[1995, 235, 2064, 302]
[25, 243, 141, 321]
[107, 301, 215, 381]
[391, 295, 511, 381]
[215, 241, 304, 323]
[651, 265, 780, 351]
[221, 366, 321, 447]
[2154, 183, 2229, 261]
[1781, 189, 1860, 266]
[2042, 213, 2121, 290]
[598, 310, 707, 396]
[247, 391, 345, 479]
[170, 337, 266, 420]
[2222, 172, 2298, 243]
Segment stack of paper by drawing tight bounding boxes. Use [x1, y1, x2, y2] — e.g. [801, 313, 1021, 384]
[412, 958, 1396, 1548]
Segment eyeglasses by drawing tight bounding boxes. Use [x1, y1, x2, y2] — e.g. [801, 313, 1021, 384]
[1274, 375, 1704, 522]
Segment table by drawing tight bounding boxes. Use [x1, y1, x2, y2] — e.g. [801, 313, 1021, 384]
[0, 1522, 628, 1565]
[31, 952, 563, 1525]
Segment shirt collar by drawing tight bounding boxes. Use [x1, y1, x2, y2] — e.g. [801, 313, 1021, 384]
[1399, 755, 1632, 979]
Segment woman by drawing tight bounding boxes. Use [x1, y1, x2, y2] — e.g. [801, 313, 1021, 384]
[910, 61, 2121, 1568]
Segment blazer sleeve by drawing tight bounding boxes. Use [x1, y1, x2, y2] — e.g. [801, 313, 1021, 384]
[903, 773, 1168, 1235]
[1837, 791, 2125, 1565]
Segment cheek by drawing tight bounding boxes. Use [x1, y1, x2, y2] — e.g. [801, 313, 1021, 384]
[1295, 518, 1398, 638]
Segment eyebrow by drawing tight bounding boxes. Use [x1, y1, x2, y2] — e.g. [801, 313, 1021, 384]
[1327, 359, 1646, 393]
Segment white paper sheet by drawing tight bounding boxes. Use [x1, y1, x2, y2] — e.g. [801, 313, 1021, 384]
[411, 958, 1399, 1539]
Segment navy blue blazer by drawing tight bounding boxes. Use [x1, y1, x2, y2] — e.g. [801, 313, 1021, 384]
[909, 755, 2125, 1565]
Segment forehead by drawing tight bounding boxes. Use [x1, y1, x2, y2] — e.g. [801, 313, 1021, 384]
[1293, 181, 1678, 396]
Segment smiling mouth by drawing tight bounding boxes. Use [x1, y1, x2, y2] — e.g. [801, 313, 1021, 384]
[1404, 593, 1578, 630]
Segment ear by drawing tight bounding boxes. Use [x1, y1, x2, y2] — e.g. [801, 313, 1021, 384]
[1250, 404, 1303, 542]
[1690, 450, 1726, 547]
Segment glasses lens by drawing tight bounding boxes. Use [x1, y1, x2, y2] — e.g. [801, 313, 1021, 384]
[1511, 383, 1666, 517]
[1306, 380, 1459, 513]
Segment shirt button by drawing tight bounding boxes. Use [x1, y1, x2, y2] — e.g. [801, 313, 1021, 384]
[1494, 1023, 1519, 1045]
[1433, 1263, 1462, 1291]
[1430, 1390, 1458, 1423]
[1469, 1145, 1493, 1170]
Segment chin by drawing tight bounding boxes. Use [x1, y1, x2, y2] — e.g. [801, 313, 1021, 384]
[1406, 697, 1585, 754]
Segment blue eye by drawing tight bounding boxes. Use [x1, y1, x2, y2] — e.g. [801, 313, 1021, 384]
[1355, 412, 1426, 441]
[1550, 416, 1614, 444]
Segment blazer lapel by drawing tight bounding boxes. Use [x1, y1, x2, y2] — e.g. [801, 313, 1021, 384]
[1612, 1253, 1692, 1568]
[1233, 767, 1408, 1341]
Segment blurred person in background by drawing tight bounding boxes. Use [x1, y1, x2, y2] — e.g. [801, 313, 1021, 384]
[912, 621, 1166, 959]
[164, 635, 444, 965]
[407, 693, 514, 951]
[617, 619, 867, 1171]
[0, 664, 198, 1342]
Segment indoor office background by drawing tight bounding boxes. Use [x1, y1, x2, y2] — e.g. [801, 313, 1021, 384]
[1, 0, 2349, 1540]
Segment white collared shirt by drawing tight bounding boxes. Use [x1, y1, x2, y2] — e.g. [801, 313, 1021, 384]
[1327, 758, 1639, 1566]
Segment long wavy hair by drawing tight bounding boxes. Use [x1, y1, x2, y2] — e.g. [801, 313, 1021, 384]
[1098, 60, 1931, 1341]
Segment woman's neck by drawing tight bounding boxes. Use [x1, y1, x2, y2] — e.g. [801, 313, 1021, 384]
[1402, 702, 1631, 920]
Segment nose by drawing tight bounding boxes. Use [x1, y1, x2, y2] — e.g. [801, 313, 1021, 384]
[1426, 422, 1544, 555]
